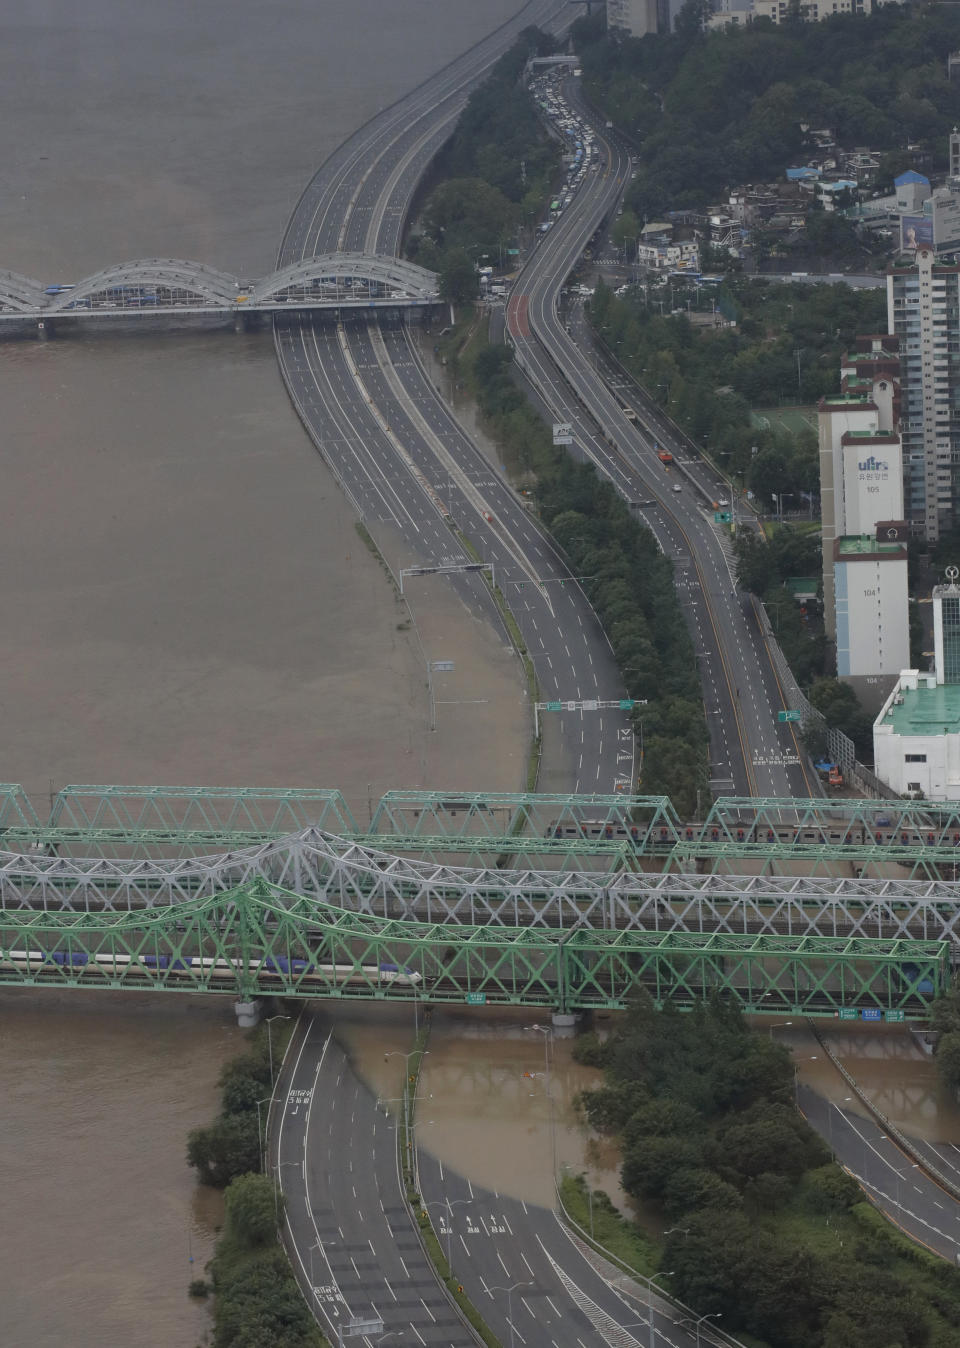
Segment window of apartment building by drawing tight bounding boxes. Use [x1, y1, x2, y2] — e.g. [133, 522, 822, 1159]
[905, 754, 928, 762]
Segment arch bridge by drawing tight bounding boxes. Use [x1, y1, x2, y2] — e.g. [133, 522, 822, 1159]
[0, 254, 440, 325]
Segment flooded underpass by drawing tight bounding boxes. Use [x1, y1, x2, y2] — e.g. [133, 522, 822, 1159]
[326, 1002, 631, 1211]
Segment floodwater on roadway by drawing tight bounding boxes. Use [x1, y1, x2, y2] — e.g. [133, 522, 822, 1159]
[329, 1003, 631, 1211]
[0, 0, 529, 1342]
[783, 1019, 960, 1144]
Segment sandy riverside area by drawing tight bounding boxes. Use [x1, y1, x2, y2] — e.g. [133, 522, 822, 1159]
[0, 329, 528, 820]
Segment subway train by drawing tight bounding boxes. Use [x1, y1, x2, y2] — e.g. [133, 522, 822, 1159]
[0, 950, 422, 984]
[547, 819, 960, 850]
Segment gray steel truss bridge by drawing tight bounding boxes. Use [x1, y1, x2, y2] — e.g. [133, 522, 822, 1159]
[0, 255, 440, 329]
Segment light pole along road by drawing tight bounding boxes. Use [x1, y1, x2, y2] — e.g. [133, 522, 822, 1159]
[265, 6, 765, 1347]
[274, 1009, 718, 1348]
[272, 0, 638, 795]
[506, 73, 818, 800]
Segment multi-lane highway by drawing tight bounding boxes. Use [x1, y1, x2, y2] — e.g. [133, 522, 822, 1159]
[259, 6, 914, 1345]
[505, 73, 816, 800]
[275, 1009, 721, 1348]
[272, 0, 636, 795]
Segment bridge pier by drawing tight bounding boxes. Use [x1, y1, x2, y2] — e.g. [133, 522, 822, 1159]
[551, 1010, 580, 1036]
[234, 997, 263, 1028]
[36, 318, 55, 341]
[234, 312, 248, 334]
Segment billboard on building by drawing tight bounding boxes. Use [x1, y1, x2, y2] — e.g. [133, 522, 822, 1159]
[901, 215, 934, 251]
[932, 190, 960, 251]
[841, 441, 904, 535]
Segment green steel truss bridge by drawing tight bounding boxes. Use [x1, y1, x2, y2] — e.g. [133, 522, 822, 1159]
[1, 784, 960, 1016]
[0, 879, 946, 1020]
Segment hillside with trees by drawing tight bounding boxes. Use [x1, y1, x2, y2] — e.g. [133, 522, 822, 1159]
[573, 3, 960, 222]
[407, 28, 561, 301]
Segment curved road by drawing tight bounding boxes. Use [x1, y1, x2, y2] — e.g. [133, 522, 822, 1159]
[273, 1, 635, 793]
[506, 75, 816, 800]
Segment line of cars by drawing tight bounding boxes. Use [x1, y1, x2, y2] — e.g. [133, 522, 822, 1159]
[529, 68, 600, 236]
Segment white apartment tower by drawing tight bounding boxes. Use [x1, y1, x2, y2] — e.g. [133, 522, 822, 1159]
[818, 337, 910, 698]
[887, 248, 960, 542]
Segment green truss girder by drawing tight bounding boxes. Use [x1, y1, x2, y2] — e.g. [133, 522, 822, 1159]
[6, 787, 960, 874]
[673, 842, 958, 881]
[0, 881, 946, 1019]
[0, 786, 41, 831]
[45, 785, 356, 854]
[373, 790, 680, 838]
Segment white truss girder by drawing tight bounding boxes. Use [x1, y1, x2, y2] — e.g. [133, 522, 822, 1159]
[2, 828, 960, 950]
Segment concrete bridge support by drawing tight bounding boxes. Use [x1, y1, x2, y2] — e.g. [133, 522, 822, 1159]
[235, 998, 263, 1028]
[36, 318, 55, 341]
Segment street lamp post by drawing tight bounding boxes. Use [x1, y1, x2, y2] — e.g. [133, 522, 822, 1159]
[646, 1271, 674, 1348]
[256, 1095, 272, 1173]
[678, 1311, 722, 1346]
[266, 1014, 291, 1087]
[276, 1159, 301, 1223]
[828, 1096, 854, 1152]
[525, 1024, 556, 1177]
[309, 1240, 321, 1313]
[793, 1055, 817, 1103]
[384, 1049, 429, 1143]
[489, 1281, 533, 1348]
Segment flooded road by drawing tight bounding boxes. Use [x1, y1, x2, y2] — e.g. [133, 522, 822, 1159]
[331, 1004, 630, 1211]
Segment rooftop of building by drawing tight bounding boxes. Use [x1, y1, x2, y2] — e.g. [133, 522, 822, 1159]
[818, 394, 876, 410]
[835, 535, 907, 559]
[878, 682, 960, 738]
[840, 429, 897, 441]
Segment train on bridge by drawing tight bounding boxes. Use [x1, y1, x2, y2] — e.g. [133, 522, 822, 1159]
[549, 817, 960, 851]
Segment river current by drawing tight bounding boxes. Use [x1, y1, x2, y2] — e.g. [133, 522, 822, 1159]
[0, 2, 522, 1342]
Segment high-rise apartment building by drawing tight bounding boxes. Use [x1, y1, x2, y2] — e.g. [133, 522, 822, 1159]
[887, 247, 960, 542]
[818, 337, 909, 702]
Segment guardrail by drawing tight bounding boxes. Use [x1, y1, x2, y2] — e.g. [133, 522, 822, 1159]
[807, 1018, 960, 1206]
[554, 1177, 750, 1348]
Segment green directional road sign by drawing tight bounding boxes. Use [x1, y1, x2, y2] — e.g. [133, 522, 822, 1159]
[465, 991, 486, 1006]
[546, 701, 562, 712]
[507, 248, 520, 256]
[778, 710, 802, 723]
[885, 1009, 906, 1023]
[838, 1008, 858, 1021]
[618, 699, 635, 710]
[713, 511, 732, 524]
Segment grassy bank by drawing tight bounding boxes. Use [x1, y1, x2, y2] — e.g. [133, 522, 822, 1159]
[186, 1018, 321, 1348]
[574, 995, 960, 1348]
